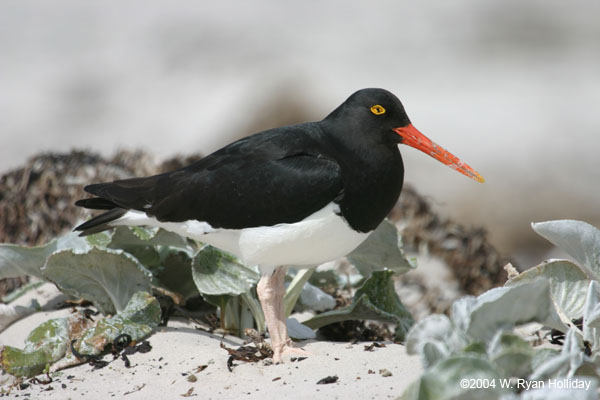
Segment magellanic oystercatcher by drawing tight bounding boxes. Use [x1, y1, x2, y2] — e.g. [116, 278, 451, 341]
[75, 88, 484, 362]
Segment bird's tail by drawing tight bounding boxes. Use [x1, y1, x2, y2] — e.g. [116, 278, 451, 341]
[74, 203, 127, 236]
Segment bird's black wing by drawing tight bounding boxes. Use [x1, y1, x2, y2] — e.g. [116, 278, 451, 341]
[75, 124, 343, 232]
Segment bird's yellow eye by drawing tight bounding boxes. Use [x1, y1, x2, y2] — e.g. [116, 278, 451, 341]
[370, 105, 386, 115]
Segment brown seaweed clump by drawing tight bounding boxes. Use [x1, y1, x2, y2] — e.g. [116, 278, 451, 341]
[391, 185, 515, 295]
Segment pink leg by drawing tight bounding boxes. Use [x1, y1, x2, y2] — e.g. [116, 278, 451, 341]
[256, 267, 310, 363]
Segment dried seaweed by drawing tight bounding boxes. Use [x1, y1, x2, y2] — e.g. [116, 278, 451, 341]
[0, 150, 157, 247]
[220, 330, 273, 371]
[363, 342, 386, 352]
[390, 185, 516, 295]
[316, 375, 338, 384]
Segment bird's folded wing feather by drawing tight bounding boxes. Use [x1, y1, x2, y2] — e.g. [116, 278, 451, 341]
[82, 128, 343, 229]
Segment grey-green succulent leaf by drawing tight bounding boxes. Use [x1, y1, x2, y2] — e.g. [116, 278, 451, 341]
[205, 295, 250, 337]
[0, 231, 89, 280]
[86, 227, 199, 300]
[402, 354, 509, 400]
[346, 219, 414, 277]
[284, 267, 316, 317]
[85, 230, 113, 248]
[467, 279, 560, 343]
[532, 220, 600, 281]
[298, 281, 336, 312]
[287, 317, 316, 340]
[0, 312, 93, 378]
[240, 291, 265, 333]
[76, 291, 161, 356]
[506, 259, 590, 324]
[450, 296, 477, 333]
[488, 331, 534, 378]
[407, 279, 579, 378]
[0, 291, 160, 378]
[0, 299, 39, 332]
[152, 248, 198, 300]
[108, 226, 194, 256]
[406, 314, 454, 367]
[303, 270, 414, 340]
[41, 247, 153, 314]
[583, 280, 600, 353]
[302, 293, 394, 330]
[191, 245, 259, 296]
[353, 269, 414, 338]
[406, 302, 476, 368]
[402, 217, 600, 399]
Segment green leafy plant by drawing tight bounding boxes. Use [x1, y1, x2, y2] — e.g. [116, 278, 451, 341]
[402, 220, 600, 400]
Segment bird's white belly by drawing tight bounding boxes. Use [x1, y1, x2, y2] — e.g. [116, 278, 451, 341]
[112, 202, 370, 271]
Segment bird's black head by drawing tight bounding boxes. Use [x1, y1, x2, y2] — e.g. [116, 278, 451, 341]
[322, 88, 485, 183]
[322, 88, 411, 146]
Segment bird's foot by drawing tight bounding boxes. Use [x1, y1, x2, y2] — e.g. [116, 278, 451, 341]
[272, 339, 312, 363]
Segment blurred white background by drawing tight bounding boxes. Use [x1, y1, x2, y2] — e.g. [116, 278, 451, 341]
[1, 1, 599, 264]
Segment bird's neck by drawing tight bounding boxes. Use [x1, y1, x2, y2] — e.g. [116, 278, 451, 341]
[338, 147, 404, 233]
[318, 125, 404, 233]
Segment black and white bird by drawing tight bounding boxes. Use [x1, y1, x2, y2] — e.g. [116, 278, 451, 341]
[75, 88, 483, 362]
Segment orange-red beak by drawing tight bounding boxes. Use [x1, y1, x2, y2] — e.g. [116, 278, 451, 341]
[393, 124, 485, 183]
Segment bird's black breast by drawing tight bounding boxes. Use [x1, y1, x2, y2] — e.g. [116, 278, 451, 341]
[333, 145, 404, 233]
